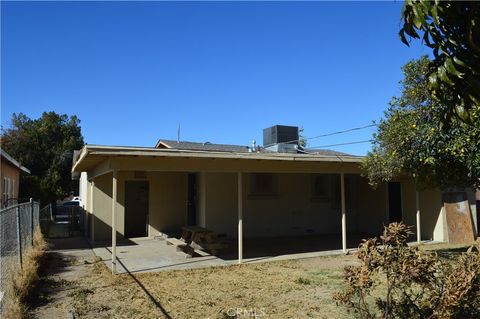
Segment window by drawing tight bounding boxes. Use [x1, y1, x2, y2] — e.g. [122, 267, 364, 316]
[249, 173, 277, 197]
[312, 174, 340, 204]
[2, 178, 7, 204]
[2, 178, 15, 205]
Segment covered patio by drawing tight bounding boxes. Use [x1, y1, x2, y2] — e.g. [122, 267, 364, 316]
[92, 234, 378, 274]
[72, 145, 440, 273]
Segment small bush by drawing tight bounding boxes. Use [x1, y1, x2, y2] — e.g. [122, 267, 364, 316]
[3, 229, 48, 319]
[334, 222, 480, 319]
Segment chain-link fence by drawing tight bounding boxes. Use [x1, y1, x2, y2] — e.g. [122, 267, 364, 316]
[0, 200, 39, 312]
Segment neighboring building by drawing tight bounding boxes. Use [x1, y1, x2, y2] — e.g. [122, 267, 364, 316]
[0, 148, 30, 207]
[72, 125, 478, 262]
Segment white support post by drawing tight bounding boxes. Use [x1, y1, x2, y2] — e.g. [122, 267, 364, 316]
[238, 172, 243, 264]
[90, 180, 95, 246]
[416, 191, 421, 244]
[111, 170, 118, 274]
[341, 172, 347, 253]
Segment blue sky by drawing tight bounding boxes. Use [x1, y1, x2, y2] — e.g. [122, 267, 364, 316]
[1, 1, 428, 155]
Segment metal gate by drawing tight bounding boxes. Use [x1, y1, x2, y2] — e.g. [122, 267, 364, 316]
[40, 203, 86, 238]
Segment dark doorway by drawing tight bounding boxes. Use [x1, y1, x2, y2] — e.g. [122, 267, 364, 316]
[125, 181, 149, 238]
[388, 182, 402, 223]
[187, 174, 197, 226]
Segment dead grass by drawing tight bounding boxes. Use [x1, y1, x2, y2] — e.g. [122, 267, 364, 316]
[63, 254, 358, 319]
[3, 230, 47, 319]
[31, 241, 480, 318]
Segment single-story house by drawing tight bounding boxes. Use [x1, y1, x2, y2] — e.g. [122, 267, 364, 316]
[71, 125, 478, 265]
[1, 148, 30, 208]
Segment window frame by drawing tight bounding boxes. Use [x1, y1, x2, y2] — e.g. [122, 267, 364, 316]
[248, 173, 278, 199]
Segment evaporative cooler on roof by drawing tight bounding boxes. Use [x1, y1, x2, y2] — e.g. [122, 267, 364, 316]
[263, 125, 299, 147]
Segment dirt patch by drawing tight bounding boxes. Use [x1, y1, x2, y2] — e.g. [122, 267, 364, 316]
[27, 238, 96, 319]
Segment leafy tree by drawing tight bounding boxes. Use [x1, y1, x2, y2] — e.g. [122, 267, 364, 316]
[362, 57, 480, 190]
[400, 1, 480, 123]
[298, 126, 307, 148]
[1, 112, 84, 205]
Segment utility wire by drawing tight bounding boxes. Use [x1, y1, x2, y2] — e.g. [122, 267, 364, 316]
[282, 123, 377, 145]
[305, 124, 377, 141]
[308, 139, 373, 149]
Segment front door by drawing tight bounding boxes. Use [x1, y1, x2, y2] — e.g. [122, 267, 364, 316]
[125, 181, 149, 237]
[187, 174, 197, 226]
[388, 182, 402, 223]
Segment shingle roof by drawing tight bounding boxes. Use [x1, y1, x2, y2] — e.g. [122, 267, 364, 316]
[302, 148, 353, 157]
[156, 140, 250, 153]
[155, 139, 355, 157]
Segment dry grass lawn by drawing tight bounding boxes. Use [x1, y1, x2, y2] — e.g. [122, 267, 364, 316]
[39, 253, 359, 319]
[29, 241, 476, 319]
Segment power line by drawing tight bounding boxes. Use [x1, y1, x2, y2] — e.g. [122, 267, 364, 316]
[308, 139, 373, 149]
[306, 124, 377, 141]
[282, 123, 377, 145]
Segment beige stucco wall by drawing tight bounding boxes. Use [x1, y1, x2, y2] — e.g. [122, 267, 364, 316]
[242, 173, 341, 237]
[202, 172, 238, 237]
[419, 188, 445, 241]
[396, 179, 445, 242]
[91, 172, 122, 241]
[147, 171, 187, 236]
[201, 173, 388, 238]
[90, 171, 187, 241]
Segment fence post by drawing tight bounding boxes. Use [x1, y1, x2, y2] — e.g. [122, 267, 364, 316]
[30, 198, 34, 246]
[16, 205, 23, 268]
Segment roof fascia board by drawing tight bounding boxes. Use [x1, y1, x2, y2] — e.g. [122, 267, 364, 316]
[109, 156, 363, 174]
[1, 149, 30, 174]
[71, 146, 89, 173]
[92, 150, 363, 163]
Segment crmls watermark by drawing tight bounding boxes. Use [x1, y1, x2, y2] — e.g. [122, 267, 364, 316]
[225, 307, 267, 318]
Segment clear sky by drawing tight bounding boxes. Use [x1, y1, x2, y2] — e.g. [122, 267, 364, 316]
[1, 1, 428, 155]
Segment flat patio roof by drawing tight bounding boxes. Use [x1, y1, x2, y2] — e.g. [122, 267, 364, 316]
[72, 144, 364, 173]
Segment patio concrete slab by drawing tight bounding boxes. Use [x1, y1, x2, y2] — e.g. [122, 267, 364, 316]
[93, 237, 227, 273]
[92, 236, 363, 274]
[92, 236, 437, 274]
